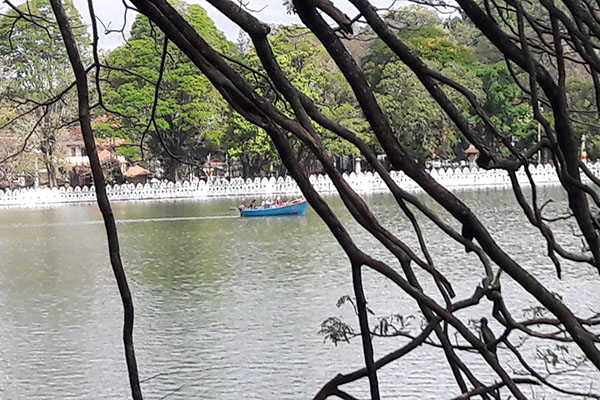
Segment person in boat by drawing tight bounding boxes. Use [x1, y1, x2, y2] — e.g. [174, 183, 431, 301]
[250, 199, 257, 209]
[275, 197, 283, 207]
[264, 198, 272, 208]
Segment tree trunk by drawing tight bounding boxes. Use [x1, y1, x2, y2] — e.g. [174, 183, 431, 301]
[167, 157, 181, 182]
[243, 152, 250, 178]
[50, 1, 143, 398]
[41, 143, 57, 188]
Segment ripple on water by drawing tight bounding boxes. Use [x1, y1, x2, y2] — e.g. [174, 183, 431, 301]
[0, 192, 599, 398]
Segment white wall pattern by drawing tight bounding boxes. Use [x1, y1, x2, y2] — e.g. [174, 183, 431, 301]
[1, 163, 598, 207]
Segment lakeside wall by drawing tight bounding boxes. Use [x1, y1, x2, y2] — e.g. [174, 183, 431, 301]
[1, 163, 598, 207]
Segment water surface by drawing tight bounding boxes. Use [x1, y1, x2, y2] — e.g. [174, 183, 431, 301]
[0, 188, 598, 398]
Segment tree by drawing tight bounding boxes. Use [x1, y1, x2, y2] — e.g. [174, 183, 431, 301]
[228, 25, 370, 175]
[223, 112, 277, 177]
[0, 101, 38, 188]
[122, 1, 600, 398]
[361, 9, 480, 160]
[102, 3, 233, 181]
[0, 0, 88, 187]
[566, 76, 600, 159]
[475, 63, 538, 155]
[5, 1, 600, 399]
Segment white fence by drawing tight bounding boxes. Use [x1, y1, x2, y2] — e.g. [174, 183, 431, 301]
[1, 163, 598, 207]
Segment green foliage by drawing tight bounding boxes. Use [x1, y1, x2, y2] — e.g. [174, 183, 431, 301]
[224, 25, 370, 175]
[536, 344, 580, 368]
[360, 8, 486, 159]
[0, 0, 87, 96]
[407, 33, 476, 68]
[223, 112, 277, 176]
[476, 63, 537, 153]
[387, 5, 443, 28]
[376, 61, 453, 158]
[318, 317, 355, 346]
[363, 7, 476, 87]
[116, 146, 141, 162]
[5, 0, 599, 185]
[372, 314, 414, 336]
[447, 17, 503, 64]
[102, 3, 233, 180]
[567, 76, 600, 159]
[319, 295, 359, 346]
[366, 59, 478, 159]
[320, 295, 416, 346]
[0, 0, 89, 187]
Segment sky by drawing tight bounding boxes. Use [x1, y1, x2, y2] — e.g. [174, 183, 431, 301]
[2, 0, 400, 49]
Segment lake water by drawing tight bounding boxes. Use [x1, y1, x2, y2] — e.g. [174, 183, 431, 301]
[0, 188, 598, 399]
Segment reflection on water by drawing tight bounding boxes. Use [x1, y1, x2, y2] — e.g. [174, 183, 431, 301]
[0, 188, 598, 399]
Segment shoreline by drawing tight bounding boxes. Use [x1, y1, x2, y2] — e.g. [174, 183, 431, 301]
[0, 164, 590, 208]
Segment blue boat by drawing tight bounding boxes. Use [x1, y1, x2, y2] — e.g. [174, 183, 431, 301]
[240, 201, 308, 217]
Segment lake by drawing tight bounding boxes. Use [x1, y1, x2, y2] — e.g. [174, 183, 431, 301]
[0, 188, 598, 399]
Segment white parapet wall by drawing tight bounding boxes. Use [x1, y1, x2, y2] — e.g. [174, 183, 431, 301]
[1, 163, 598, 207]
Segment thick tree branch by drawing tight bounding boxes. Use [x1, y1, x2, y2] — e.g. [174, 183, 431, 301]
[50, 1, 142, 398]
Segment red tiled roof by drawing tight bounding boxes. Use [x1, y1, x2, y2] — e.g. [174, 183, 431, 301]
[124, 165, 151, 177]
[92, 115, 109, 124]
[464, 144, 479, 154]
[97, 137, 126, 149]
[98, 149, 114, 162]
[206, 161, 228, 167]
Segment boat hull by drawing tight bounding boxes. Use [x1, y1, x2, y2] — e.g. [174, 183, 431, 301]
[240, 201, 308, 217]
